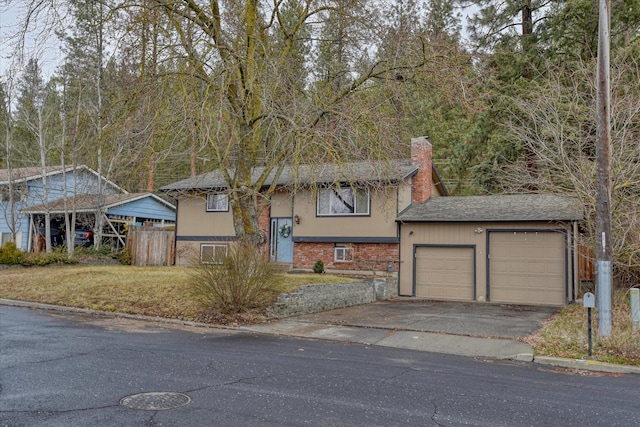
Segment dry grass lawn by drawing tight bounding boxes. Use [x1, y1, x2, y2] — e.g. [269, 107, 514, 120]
[525, 290, 640, 366]
[0, 265, 352, 321]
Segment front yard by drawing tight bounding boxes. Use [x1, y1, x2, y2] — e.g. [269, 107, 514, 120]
[0, 265, 350, 322]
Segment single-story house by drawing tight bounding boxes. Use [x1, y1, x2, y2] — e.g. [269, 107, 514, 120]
[396, 194, 583, 306]
[0, 165, 175, 250]
[161, 137, 447, 271]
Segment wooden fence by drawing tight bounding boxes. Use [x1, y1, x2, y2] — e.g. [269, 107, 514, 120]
[127, 225, 175, 266]
[579, 244, 595, 282]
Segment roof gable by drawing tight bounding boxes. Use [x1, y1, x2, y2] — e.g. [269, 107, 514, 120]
[0, 166, 67, 184]
[0, 165, 127, 194]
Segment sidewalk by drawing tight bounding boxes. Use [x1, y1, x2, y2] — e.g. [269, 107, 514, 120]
[246, 319, 535, 360]
[245, 300, 547, 361]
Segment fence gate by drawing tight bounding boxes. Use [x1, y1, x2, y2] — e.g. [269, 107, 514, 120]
[127, 226, 175, 266]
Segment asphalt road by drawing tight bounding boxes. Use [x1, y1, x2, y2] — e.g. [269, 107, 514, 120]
[1, 306, 639, 427]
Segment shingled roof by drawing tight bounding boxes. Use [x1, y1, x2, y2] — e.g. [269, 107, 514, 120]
[160, 160, 420, 192]
[22, 193, 174, 214]
[0, 165, 127, 194]
[397, 194, 583, 222]
[0, 166, 67, 184]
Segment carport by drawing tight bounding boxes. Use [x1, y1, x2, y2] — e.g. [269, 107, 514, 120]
[397, 194, 583, 306]
[22, 193, 175, 250]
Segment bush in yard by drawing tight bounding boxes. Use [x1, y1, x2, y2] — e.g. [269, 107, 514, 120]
[0, 242, 25, 265]
[115, 247, 132, 265]
[23, 247, 77, 266]
[189, 240, 281, 314]
[313, 260, 325, 274]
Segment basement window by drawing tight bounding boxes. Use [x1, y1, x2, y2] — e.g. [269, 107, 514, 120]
[200, 244, 228, 264]
[334, 246, 354, 262]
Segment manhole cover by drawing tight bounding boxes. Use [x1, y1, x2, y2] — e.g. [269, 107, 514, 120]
[120, 392, 191, 411]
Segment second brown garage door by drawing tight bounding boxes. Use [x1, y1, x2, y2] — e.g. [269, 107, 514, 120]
[489, 231, 566, 305]
[415, 246, 475, 301]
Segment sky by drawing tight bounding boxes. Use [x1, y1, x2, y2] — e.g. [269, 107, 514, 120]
[1, 1, 479, 82]
[1, 1, 66, 79]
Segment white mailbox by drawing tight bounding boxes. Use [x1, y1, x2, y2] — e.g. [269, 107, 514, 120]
[583, 292, 595, 308]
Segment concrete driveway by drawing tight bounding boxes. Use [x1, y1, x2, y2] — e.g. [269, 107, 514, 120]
[292, 299, 559, 339]
[248, 299, 559, 360]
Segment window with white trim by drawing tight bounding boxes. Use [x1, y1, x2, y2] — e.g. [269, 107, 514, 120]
[1, 232, 13, 246]
[334, 246, 354, 262]
[206, 193, 229, 212]
[317, 187, 369, 216]
[0, 232, 20, 249]
[200, 244, 228, 264]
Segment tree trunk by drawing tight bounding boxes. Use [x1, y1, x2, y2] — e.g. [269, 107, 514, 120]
[228, 127, 266, 246]
[37, 106, 52, 253]
[4, 86, 17, 245]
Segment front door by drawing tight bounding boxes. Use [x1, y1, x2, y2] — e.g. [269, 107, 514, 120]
[270, 218, 293, 263]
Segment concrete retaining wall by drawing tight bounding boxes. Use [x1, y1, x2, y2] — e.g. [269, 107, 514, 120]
[272, 278, 398, 317]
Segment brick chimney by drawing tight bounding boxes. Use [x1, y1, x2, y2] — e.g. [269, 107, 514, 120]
[411, 137, 433, 204]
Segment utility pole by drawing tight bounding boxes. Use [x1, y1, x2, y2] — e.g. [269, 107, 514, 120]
[596, 0, 612, 337]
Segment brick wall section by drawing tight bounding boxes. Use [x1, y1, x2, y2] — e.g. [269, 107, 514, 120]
[258, 203, 271, 245]
[272, 278, 398, 317]
[294, 242, 333, 268]
[294, 242, 400, 272]
[411, 136, 433, 204]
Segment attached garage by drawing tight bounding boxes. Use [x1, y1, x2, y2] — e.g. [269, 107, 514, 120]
[397, 194, 582, 306]
[415, 245, 475, 301]
[488, 230, 567, 305]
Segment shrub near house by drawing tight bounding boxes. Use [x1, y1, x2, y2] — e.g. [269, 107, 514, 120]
[189, 240, 281, 314]
[0, 242, 24, 264]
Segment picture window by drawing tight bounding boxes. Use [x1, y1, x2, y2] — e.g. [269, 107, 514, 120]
[317, 187, 369, 216]
[206, 193, 229, 212]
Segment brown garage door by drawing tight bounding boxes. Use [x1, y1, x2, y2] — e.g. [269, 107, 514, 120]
[415, 246, 475, 301]
[489, 231, 566, 305]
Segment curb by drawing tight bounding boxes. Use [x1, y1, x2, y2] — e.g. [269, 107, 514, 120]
[533, 356, 640, 375]
[0, 298, 235, 332]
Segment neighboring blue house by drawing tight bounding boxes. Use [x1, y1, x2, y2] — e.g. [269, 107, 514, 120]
[0, 165, 175, 251]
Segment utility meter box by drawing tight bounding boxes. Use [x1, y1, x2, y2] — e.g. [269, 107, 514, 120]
[583, 292, 595, 308]
[631, 288, 640, 330]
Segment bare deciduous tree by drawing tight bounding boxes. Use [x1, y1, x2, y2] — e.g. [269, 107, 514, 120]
[494, 58, 640, 282]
